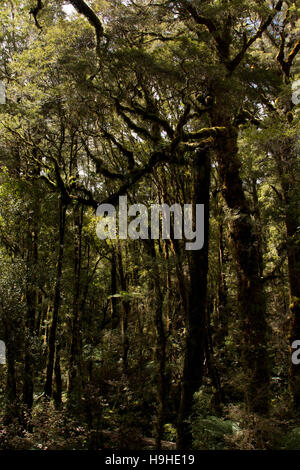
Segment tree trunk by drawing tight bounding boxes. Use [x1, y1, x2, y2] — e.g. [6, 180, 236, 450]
[23, 214, 39, 410]
[54, 343, 62, 407]
[68, 204, 84, 408]
[117, 244, 130, 376]
[110, 247, 118, 326]
[214, 205, 229, 344]
[148, 239, 167, 450]
[2, 316, 18, 424]
[177, 147, 210, 450]
[213, 122, 270, 414]
[44, 198, 66, 398]
[273, 141, 300, 406]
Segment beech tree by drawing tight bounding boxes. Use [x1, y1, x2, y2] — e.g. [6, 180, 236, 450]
[0, 0, 299, 451]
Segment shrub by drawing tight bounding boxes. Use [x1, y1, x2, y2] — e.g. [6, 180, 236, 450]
[282, 428, 300, 450]
[191, 415, 239, 450]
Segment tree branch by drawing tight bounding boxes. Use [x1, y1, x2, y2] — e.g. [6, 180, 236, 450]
[114, 98, 157, 142]
[30, 0, 43, 30]
[183, 126, 227, 142]
[277, 36, 300, 78]
[99, 128, 135, 170]
[81, 138, 126, 180]
[69, 0, 104, 54]
[228, 0, 283, 72]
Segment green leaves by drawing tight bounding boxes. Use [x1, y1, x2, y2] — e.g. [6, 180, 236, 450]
[282, 428, 300, 450]
[191, 416, 240, 450]
[108, 290, 143, 300]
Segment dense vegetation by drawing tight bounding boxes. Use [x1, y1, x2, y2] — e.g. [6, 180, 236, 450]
[0, 0, 299, 450]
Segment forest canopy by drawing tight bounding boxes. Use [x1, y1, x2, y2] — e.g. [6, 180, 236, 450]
[0, 0, 299, 451]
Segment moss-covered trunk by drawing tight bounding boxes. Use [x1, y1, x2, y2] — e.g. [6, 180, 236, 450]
[214, 123, 270, 414]
[274, 141, 300, 406]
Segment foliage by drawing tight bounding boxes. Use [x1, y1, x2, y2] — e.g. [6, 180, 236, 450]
[0, 0, 299, 451]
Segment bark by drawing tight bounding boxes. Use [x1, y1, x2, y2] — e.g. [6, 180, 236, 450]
[148, 239, 167, 451]
[176, 147, 210, 450]
[214, 209, 229, 342]
[68, 204, 84, 407]
[110, 247, 118, 325]
[23, 285, 35, 410]
[2, 316, 18, 424]
[23, 212, 39, 410]
[273, 141, 300, 405]
[287, 215, 300, 406]
[117, 244, 130, 375]
[44, 198, 66, 398]
[251, 177, 264, 278]
[54, 343, 62, 407]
